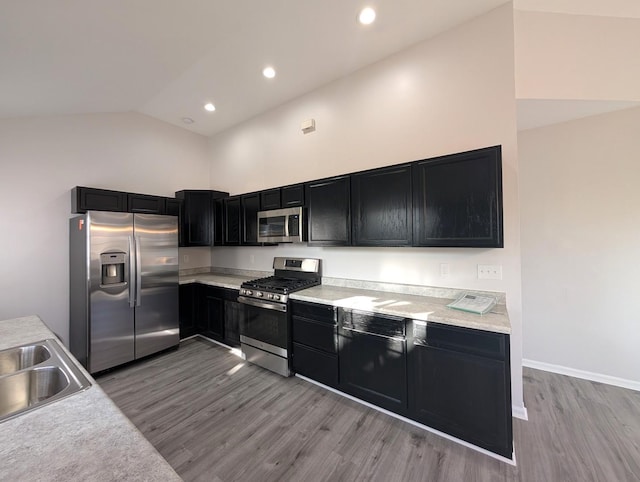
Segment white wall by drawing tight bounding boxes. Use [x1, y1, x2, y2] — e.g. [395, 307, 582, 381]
[208, 5, 525, 412]
[519, 106, 640, 386]
[514, 10, 640, 101]
[0, 112, 210, 341]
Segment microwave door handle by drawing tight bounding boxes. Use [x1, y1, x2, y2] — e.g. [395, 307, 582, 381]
[284, 215, 289, 238]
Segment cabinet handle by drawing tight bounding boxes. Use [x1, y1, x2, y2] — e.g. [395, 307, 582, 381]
[341, 326, 405, 341]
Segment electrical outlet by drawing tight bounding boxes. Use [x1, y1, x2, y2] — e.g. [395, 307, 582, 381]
[183, 254, 189, 264]
[478, 264, 502, 280]
[440, 263, 450, 277]
[250, 254, 255, 265]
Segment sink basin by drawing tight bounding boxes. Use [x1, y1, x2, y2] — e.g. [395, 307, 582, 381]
[0, 366, 69, 418]
[0, 339, 91, 423]
[0, 343, 51, 375]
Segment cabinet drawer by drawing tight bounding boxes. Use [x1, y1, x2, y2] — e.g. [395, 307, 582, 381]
[339, 309, 405, 338]
[413, 322, 506, 360]
[291, 301, 336, 325]
[292, 316, 337, 353]
[293, 343, 339, 388]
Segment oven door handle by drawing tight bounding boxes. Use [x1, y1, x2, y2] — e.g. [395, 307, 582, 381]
[237, 296, 288, 313]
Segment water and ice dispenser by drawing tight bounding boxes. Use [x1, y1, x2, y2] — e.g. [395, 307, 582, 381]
[100, 252, 126, 285]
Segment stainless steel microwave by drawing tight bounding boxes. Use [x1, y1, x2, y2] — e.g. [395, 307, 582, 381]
[257, 206, 305, 243]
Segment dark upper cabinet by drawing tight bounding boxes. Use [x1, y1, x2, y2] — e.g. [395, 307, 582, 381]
[241, 193, 261, 246]
[127, 193, 166, 214]
[281, 184, 304, 207]
[213, 198, 225, 246]
[165, 198, 182, 217]
[260, 188, 281, 210]
[71, 186, 127, 213]
[351, 164, 412, 246]
[407, 321, 512, 458]
[176, 190, 228, 247]
[223, 196, 242, 245]
[305, 175, 351, 246]
[412, 146, 503, 247]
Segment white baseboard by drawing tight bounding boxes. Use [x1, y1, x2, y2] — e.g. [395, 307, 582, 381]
[512, 404, 528, 421]
[523, 359, 640, 393]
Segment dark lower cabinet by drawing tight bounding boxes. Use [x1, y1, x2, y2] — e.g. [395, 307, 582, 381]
[408, 321, 512, 458]
[291, 300, 338, 388]
[199, 285, 224, 340]
[338, 309, 407, 414]
[180, 283, 242, 346]
[178, 283, 197, 339]
[223, 293, 243, 347]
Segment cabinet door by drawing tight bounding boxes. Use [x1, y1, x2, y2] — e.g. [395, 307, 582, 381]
[165, 198, 182, 217]
[71, 186, 127, 213]
[213, 198, 225, 246]
[260, 188, 281, 210]
[412, 146, 503, 247]
[224, 196, 241, 245]
[223, 297, 242, 347]
[305, 175, 351, 246]
[351, 164, 412, 246]
[338, 310, 407, 414]
[198, 286, 224, 341]
[127, 193, 166, 214]
[241, 193, 261, 246]
[176, 191, 213, 247]
[178, 283, 197, 339]
[281, 184, 304, 207]
[408, 322, 512, 458]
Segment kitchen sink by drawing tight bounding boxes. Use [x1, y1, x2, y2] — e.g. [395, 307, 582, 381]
[0, 343, 51, 375]
[0, 339, 91, 423]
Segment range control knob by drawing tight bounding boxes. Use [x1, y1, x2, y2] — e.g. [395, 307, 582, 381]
[267, 293, 274, 299]
[245, 290, 253, 296]
[256, 291, 263, 297]
[273, 294, 280, 301]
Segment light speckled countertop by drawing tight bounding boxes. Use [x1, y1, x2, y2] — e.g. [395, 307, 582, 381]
[180, 270, 510, 334]
[0, 316, 181, 481]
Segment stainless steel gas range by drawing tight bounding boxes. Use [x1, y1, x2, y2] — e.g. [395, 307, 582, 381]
[237, 257, 321, 376]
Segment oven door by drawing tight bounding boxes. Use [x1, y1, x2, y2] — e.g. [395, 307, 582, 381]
[238, 296, 291, 376]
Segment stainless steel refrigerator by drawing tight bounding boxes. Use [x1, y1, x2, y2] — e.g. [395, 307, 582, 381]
[69, 211, 179, 373]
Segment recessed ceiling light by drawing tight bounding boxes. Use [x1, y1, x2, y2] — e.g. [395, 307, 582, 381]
[358, 7, 376, 25]
[182, 117, 194, 124]
[262, 66, 276, 79]
[204, 103, 216, 112]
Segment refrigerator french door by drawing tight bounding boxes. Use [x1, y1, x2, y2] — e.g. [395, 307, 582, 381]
[70, 211, 179, 374]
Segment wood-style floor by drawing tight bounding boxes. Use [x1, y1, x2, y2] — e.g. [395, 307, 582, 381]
[97, 338, 640, 482]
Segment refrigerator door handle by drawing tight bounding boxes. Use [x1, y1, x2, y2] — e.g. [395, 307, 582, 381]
[128, 236, 136, 308]
[135, 235, 142, 307]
